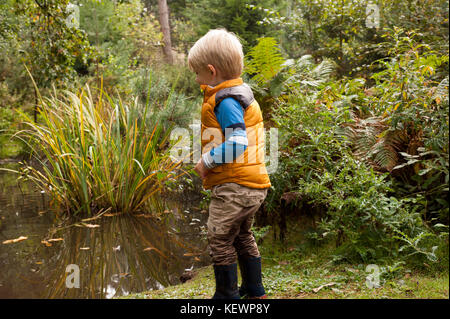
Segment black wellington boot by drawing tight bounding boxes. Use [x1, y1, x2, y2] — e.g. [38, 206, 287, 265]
[212, 263, 241, 299]
[238, 255, 266, 299]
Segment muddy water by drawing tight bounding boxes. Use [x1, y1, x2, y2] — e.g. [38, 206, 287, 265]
[0, 163, 210, 298]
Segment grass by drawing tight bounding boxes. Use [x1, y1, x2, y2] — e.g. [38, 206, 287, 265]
[1, 75, 187, 217]
[120, 264, 448, 299]
[120, 221, 449, 299]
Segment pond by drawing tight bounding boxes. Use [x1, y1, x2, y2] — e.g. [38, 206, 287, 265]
[0, 161, 210, 298]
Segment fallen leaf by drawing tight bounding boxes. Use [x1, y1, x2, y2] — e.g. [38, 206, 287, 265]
[312, 282, 336, 293]
[47, 238, 64, 242]
[183, 252, 201, 257]
[3, 236, 28, 244]
[79, 247, 90, 250]
[35, 261, 43, 265]
[82, 223, 100, 228]
[194, 257, 201, 262]
[41, 240, 52, 247]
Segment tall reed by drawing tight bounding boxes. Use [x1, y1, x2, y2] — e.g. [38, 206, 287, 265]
[12, 78, 184, 217]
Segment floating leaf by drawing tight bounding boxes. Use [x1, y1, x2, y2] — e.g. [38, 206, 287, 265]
[183, 252, 201, 257]
[3, 236, 28, 244]
[82, 223, 100, 228]
[41, 240, 52, 247]
[47, 238, 64, 242]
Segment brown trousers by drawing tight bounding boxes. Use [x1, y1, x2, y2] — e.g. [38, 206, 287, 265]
[207, 182, 268, 265]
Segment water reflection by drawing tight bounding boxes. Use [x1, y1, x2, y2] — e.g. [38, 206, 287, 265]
[0, 164, 209, 298]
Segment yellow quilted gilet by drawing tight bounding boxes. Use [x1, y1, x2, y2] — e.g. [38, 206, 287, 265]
[200, 78, 271, 190]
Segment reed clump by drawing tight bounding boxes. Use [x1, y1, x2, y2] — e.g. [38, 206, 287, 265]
[13, 81, 183, 217]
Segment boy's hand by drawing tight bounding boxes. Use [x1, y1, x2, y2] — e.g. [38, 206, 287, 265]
[194, 158, 209, 180]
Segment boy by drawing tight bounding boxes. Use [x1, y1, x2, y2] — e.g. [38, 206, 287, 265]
[188, 29, 271, 299]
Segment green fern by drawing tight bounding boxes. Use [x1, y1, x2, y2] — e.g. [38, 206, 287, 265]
[245, 37, 285, 85]
[285, 55, 335, 89]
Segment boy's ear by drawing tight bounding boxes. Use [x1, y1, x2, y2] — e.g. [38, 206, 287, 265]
[207, 64, 217, 76]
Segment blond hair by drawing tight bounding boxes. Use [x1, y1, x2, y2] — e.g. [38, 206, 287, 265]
[188, 29, 244, 79]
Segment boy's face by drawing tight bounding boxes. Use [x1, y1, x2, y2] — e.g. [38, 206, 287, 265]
[195, 68, 214, 86]
[194, 64, 224, 87]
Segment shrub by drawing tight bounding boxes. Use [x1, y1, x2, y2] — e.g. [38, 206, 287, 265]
[269, 88, 446, 264]
[341, 28, 449, 225]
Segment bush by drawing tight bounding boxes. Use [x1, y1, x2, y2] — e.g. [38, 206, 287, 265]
[269, 87, 446, 264]
[341, 28, 449, 225]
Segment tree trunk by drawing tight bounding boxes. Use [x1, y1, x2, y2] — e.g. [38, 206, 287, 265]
[158, 0, 173, 64]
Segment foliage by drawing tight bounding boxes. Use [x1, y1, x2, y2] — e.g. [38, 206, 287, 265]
[77, 0, 162, 93]
[380, 0, 449, 54]
[268, 85, 446, 264]
[245, 37, 285, 86]
[249, 27, 449, 264]
[11, 0, 94, 90]
[177, 0, 278, 52]
[340, 28, 449, 224]
[244, 37, 336, 110]
[129, 66, 200, 132]
[257, 0, 449, 76]
[257, 0, 379, 75]
[251, 225, 272, 244]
